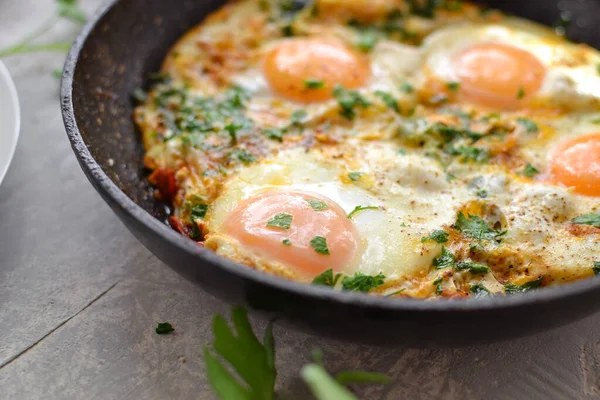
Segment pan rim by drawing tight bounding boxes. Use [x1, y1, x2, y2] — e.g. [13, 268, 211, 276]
[60, 0, 600, 316]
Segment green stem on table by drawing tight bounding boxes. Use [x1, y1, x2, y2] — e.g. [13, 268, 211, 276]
[0, 41, 72, 58]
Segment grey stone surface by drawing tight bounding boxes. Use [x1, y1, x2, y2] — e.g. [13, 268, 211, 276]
[0, 1, 599, 399]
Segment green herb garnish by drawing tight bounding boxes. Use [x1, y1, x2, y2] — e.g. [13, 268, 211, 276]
[347, 205, 379, 219]
[332, 84, 371, 120]
[374, 90, 400, 113]
[304, 79, 325, 89]
[504, 277, 544, 293]
[312, 269, 343, 287]
[453, 212, 506, 242]
[262, 127, 285, 142]
[400, 83, 414, 93]
[433, 276, 443, 295]
[433, 246, 455, 269]
[521, 163, 539, 178]
[470, 283, 491, 297]
[446, 81, 460, 91]
[341, 272, 386, 293]
[282, 239, 291, 246]
[267, 213, 293, 230]
[290, 109, 308, 125]
[517, 87, 525, 99]
[572, 213, 600, 228]
[307, 199, 328, 211]
[310, 236, 330, 255]
[516, 117, 539, 133]
[593, 261, 600, 275]
[156, 322, 175, 334]
[348, 171, 363, 182]
[228, 149, 257, 165]
[476, 189, 488, 199]
[356, 30, 379, 52]
[455, 261, 491, 274]
[421, 230, 449, 243]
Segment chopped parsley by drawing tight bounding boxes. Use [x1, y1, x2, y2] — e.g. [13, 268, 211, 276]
[262, 127, 285, 142]
[446, 81, 460, 92]
[332, 84, 371, 120]
[400, 83, 414, 93]
[132, 87, 148, 103]
[385, 288, 406, 297]
[309, 236, 330, 255]
[348, 171, 363, 182]
[594, 261, 600, 275]
[516, 117, 539, 133]
[453, 212, 506, 242]
[374, 90, 400, 113]
[356, 29, 379, 52]
[433, 276, 443, 295]
[191, 204, 209, 221]
[504, 277, 544, 293]
[290, 109, 308, 125]
[347, 205, 379, 219]
[444, 145, 490, 163]
[156, 322, 174, 334]
[421, 230, 449, 243]
[476, 189, 488, 199]
[470, 283, 491, 297]
[455, 261, 490, 274]
[312, 269, 342, 287]
[433, 246, 455, 269]
[341, 272, 386, 293]
[282, 239, 292, 246]
[304, 79, 325, 89]
[228, 148, 257, 165]
[306, 199, 329, 211]
[521, 163, 539, 178]
[266, 213, 293, 230]
[517, 86, 525, 99]
[572, 213, 600, 228]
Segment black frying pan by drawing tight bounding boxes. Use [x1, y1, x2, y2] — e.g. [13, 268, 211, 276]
[61, 0, 600, 346]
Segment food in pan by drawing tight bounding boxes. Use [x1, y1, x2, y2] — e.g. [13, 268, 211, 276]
[134, 0, 600, 299]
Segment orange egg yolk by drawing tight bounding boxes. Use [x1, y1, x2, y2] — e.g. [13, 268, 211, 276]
[263, 38, 370, 103]
[453, 42, 546, 109]
[550, 133, 600, 196]
[223, 190, 360, 277]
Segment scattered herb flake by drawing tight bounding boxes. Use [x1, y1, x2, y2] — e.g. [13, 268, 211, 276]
[341, 272, 386, 292]
[374, 90, 400, 113]
[455, 261, 491, 274]
[453, 212, 507, 242]
[290, 109, 308, 125]
[400, 83, 414, 93]
[521, 163, 539, 178]
[282, 238, 292, 246]
[348, 171, 363, 182]
[594, 261, 600, 275]
[572, 213, 600, 228]
[446, 81, 460, 91]
[421, 230, 449, 243]
[332, 84, 371, 120]
[262, 127, 285, 142]
[267, 213, 293, 230]
[433, 246, 455, 269]
[191, 204, 209, 221]
[347, 205, 379, 219]
[504, 277, 544, 293]
[356, 30, 379, 52]
[470, 283, 491, 297]
[307, 199, 329, 211]
[310, 236, 330, 255]
[475, 189, 488, 199]
[304, 79, 325, 89]
[384, 288, 406, 297]
[516, 117, 539, 133]
[312, 269, 343, 287]
[156, 322, 174, 334]
[433, 276, 443, 295]
[517, 87, 525, 99]
[228, 149, 257, 165]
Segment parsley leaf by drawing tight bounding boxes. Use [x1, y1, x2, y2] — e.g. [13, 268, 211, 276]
[433, 246, 455, 269]
[341, 272, 386, 292]
[191, 204, 209, 221]
[421, 230, 449, 243]
[476, 189, 488, 199]
[374, 90, 400, 113]
[433, 276, 443, 295]
[446, 81, 460, 91]
[332, 85, 371, 120]
[455, 261, 491, 274]
[262, 127, 285, 142]
[517, 86, 525, 99]
[445, 145, 490, 163]
[516, 117, 539, 133]
[504, 277, 544, 293]
[312, 269, 343, 287]
[307, 199, 329, 211]
[156, 322, 174, 334]
[400, 83, 414, 93]
[310, 236, 330, 255]
[453, 212, 506, 242]
[347, 205, 379, 219]
[356, 30, 379, 52]
[290, 109, 308, 125]
[572, 213, 600, 228]
[470, 283, 491, 297]
[267, 213, 293, 230]
[282, 239, 292, 246]
[228, 149, 257, 165]
[521, 163, 539, 178]
[304, 79, 325, 89]
[348, 171, 363, 182]
[204, 307, 276, 400]
[594, 261, 600, 275]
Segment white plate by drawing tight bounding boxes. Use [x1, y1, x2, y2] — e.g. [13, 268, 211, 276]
[0, 60, 20, 187]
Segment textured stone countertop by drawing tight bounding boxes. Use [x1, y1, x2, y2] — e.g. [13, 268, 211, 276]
[1, 1, 599, 399]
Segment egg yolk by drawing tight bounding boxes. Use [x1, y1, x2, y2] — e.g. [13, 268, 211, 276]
[453, 42, 546, 109]
[223, 190, 360, 276]
[263, 38, 370, 103]
[550, 133, 600, 196]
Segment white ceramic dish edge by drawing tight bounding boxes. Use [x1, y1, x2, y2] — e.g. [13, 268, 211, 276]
[0, 60, 20, 187]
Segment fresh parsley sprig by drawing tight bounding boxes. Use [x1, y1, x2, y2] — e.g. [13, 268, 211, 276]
[453, 212, 506, 242]
[572, 213, 600, 228]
